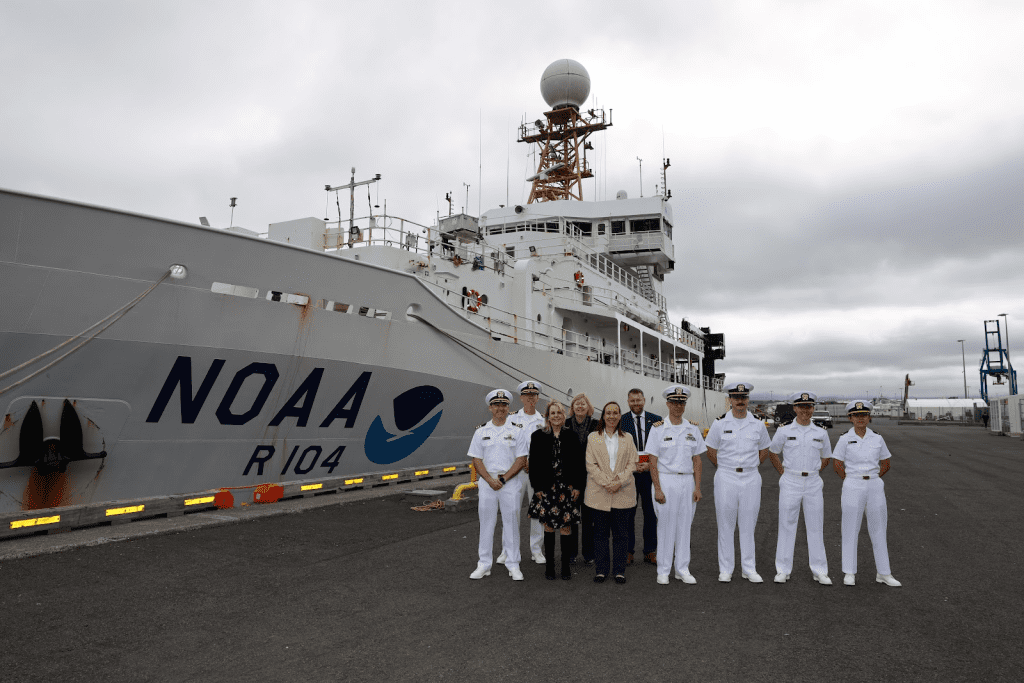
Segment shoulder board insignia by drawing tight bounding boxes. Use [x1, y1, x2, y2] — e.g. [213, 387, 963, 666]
[717, 412, 728, 420]
[782, 419, 794, 426]
[652, 420, 664, 427]
[477, 423, 487, 429]
[509, 421, 523, 428]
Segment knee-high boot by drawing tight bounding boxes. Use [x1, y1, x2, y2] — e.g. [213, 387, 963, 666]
[560, 532, 573, 580]
[544, 531, 556, 580]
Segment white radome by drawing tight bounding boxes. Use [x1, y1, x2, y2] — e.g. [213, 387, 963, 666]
[540, 59, 591, 110]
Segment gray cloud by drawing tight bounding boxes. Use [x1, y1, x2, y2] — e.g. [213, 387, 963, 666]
[2, 0, 1021, 400]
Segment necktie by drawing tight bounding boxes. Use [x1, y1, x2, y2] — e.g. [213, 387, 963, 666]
[637, 413, 644, 451]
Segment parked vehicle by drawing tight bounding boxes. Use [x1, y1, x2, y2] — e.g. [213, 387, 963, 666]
[812, 410, 833, 429]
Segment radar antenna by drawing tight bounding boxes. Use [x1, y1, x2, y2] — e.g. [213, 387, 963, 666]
[519, 59, 611, 203]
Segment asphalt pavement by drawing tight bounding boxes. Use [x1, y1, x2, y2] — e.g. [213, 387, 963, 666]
[1, 422, 1020, 682]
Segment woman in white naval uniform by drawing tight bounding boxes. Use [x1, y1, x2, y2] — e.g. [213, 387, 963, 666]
[645, 385, 705, 585]
[767, 391, 833, 585]
[832, 400, 901, 587]
[468, 389, 530, 581]
[703, 382, 772, 583]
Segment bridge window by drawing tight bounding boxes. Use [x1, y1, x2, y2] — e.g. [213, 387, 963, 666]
[611, 221, 625, 234]
[631, 218, 660, 233]
[545, 222, 559, 233]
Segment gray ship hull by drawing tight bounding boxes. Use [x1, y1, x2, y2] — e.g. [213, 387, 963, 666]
[0, 189, 728, 513]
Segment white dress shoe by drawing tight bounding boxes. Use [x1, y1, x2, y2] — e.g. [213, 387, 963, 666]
[469, 565, 491, 580]
[496, 551, 507, 564]
[742, 571, 764, 583]
[531, 553, 546, 565]
[844, 573, 856, 586]
[718, 572, 732, 582]
[675, 571, 697, 584]
[508, 567, 525, 581]
[656, 574, 670, 585]
[814, 574, 833, 585]
[774, 572, 789, 583]
[876, 573, 902, 587]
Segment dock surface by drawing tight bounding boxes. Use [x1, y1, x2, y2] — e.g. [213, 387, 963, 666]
[1, 423, 1020, 682]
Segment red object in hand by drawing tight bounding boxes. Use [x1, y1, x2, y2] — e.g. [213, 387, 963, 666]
[638, 454, 650, 463]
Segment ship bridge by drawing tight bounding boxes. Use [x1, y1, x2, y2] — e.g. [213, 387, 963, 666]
[479, 195, 674, 312]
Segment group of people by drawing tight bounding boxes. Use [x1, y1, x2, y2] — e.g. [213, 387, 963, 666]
[467, 380, 901, 588]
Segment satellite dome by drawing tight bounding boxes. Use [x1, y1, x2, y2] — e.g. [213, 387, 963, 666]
[540, 59, 591, 110]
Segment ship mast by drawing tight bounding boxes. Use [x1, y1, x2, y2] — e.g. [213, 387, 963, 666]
[518, 59, 611, 203]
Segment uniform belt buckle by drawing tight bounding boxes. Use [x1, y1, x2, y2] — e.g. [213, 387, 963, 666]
[735, 467, 743, 472]
[862, 475, 870, 480]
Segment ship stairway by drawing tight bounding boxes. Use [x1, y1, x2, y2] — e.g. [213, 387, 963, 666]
[635, 264, 656, 300]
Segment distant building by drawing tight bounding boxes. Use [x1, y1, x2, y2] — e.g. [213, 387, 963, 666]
[905, 398, 987, 421]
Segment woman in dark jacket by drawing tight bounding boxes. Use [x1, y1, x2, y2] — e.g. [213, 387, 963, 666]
[529, 400, 586, 580]
[565, 392, 599, 564]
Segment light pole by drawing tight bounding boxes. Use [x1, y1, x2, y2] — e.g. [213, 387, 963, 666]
[957, 340, 967, 399]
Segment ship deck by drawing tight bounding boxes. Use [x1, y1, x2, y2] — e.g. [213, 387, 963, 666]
[1, 423, 1020, 682]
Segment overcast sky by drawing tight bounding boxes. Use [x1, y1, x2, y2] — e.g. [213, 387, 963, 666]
[2, 0, 1021, 401]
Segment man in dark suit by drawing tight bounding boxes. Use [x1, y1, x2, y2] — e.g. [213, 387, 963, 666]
[620, 388, 662, 565]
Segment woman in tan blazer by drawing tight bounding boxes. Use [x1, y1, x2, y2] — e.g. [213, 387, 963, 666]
[585, 402, 639, 583]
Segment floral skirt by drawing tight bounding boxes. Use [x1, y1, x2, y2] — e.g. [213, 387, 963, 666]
[528, 480, 581, 529]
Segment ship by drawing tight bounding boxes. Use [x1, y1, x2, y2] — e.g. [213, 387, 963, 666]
[0, 59, 729, 516]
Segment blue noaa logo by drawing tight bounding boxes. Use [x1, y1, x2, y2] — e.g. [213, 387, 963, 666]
[364, 386, 444, 465]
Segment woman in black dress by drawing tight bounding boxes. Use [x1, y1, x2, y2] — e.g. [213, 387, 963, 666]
[566, 393, 598, 564]
[528, 400, 586, 580]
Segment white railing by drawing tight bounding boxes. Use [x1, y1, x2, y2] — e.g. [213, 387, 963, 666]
[326, 214, 705, 354]
[419, 279, 715, 390]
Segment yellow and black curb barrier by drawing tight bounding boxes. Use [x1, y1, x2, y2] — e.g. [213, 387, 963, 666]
[0, 462, 471, 540]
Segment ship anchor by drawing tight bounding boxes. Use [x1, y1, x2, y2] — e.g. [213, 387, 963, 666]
[0, 399, 107, 473]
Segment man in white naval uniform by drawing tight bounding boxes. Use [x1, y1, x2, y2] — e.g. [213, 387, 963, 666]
[703, 381, 771, 583]
[468, 389, 530, 581]
[767, 391, 833, 585]
[496, 381, 546, 565]
[832, 400, 901, 587]
[645, 385, 705, 585]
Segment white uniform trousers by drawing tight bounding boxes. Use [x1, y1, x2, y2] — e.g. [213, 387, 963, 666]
[841, 477, 890, 575]
[478, 477, 523, 570]
[714, 469, 761, 575]
[522, 478, 544, 556]
[652, 474, 696, 577]
[775, 472, 828, 576]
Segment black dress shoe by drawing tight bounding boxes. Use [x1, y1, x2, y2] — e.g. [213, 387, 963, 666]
[614, 575, 627, 584]
[594, 575, 606, 584]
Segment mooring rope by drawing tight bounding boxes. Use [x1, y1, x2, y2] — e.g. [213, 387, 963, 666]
[410, 499, 446, 512]
[0, 269, 172, 396]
